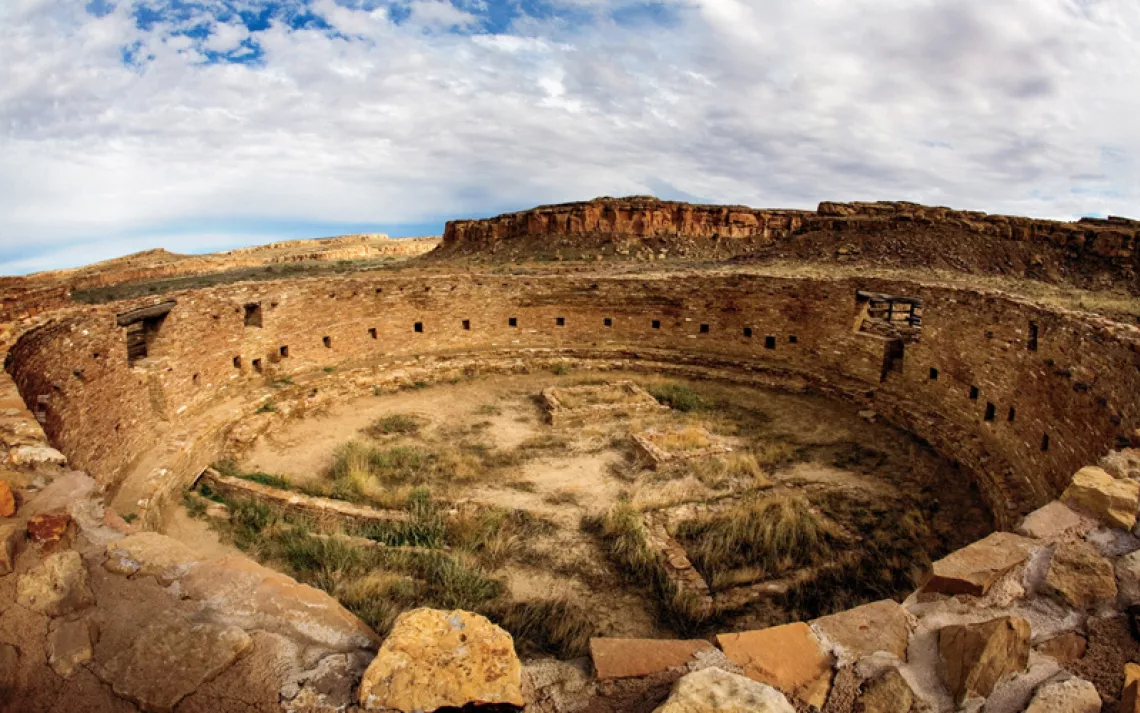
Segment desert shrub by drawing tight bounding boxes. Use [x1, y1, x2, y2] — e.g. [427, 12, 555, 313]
[552, 363, 572, 376]
[480, 599, 595, 659]
[240, 472, 291, 489]
[256, 401, 277, 414]
[364, 414, 422, 437]
[543, 490, 580, 506]
[646, 383, 708, 412]
[683, 453, 771, 490]
[752, 440, 801, 469]
[183, 491, 207, 518]
[677, 494, 840, 587]
[654, 427, 713, 452]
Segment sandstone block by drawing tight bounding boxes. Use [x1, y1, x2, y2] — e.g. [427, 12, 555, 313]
[0, 481, 14, 517]
[357, 608, 523, 712]
[716, 622, 833, 708]
[1122, 663, 1140, 713]
[104, 532, 201, 585]
[1024, 677, 1101, 713]
[1044, 541, 1116, 610]
[1035, 632, 1088, 664]
[48, 619, 94, 678]
[180, 555, 379, 652]
[1116, 549, 1140, 605]
[0, 522, 21, 575]
[812, 599, 910, 661]
[652, 667, 795, 713]
[1061, 466, 1140, 530]
[97, 611, 252, 713]
[590, 638, 717, 680]
[921, 531, 1036, 596]
[854, 668, 913, 713]
[16, 550, 94, 617]
[27, 511, 71, 546]
[1017, 501, 1096, 541]
[938, 616, 1030, 705]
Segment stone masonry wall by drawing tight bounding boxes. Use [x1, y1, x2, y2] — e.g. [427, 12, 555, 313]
[7, 272, 1140, 527]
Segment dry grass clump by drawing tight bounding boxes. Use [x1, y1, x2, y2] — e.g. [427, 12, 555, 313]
[752, 440, 802, 469]
[363, 413, 423, 437]
[677, 494, 841, 588]
[686, 453, 771, 490]
[583, 502, 711, 634]
[479, 598, 595, 658]
[654, 427, 713, 452]
[553, 385, 638, 410]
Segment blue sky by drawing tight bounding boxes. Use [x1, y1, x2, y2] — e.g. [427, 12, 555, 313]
[1, 0, 1138, 274]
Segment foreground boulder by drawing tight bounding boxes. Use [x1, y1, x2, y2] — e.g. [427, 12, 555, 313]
[938, 616, 1030, 705]
[1044, 540, 1117, 610]
[96, 611, 252, 713]
[1017, 501, 1096, 541]
[16, 550, 94, 616]
[357, 608, 523, 712]
[0, 522, 20, 575]
[652, 667, 795, 713]
[716, 622, 833, 708]
[0, 480, 14, 517]
[921, 532, 1036, 596]
[1061, 466, 1140, 529]
[1023, 677, 1101, 713]
[104, 531, 201, 585]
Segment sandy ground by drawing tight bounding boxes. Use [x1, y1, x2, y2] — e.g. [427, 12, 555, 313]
[216, 371, 991, 638]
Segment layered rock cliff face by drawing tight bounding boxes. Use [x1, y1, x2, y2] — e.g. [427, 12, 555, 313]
[439, 197, 1140, 290]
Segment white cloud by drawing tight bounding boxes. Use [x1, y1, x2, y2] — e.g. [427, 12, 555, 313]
[0, 0, 1138, 273]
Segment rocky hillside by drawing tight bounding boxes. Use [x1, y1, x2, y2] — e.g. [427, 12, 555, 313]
[438, 197, 1140, 291]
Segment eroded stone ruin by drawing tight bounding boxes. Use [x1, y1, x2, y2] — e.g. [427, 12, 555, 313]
[4, 197, 1140, 713]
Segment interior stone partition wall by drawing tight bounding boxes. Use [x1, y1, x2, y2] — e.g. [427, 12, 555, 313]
[7, 272, 1140, 528]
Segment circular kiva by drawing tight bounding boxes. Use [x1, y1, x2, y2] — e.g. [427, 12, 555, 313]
[3, 197, 1140, 713]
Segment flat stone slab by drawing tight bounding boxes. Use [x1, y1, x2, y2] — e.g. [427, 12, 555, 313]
[1017, 500, 1096, 541]
[921, 532, 1036, 597]
[104, 532, 202, 585]
[716, 622, 834, 708]
[1024, 677, 1101, 713]
[812, 599, 910, 661]
[1044, 540, 1117, 610]
[590, 638, 717, 680]
[96, 611, 252, 713]
[16, 550, 94, 617]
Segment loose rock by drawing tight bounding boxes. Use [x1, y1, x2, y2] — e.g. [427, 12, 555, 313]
[716, 622, 834, 708]
[1024, 677, 1101, 713]
[0, 481, 14, 517]
[27, 511, 71, 547]
[938, 616, 1030, 705]
[813, 599, 910, 661]
[652, 667, 795, 713]
[97, 611, 252, 713]
[854, 668, 913, 713]
[1018, 500, 1096, 541]
[0, 522, 21, 575]
[0, 643, 18, 691]
[48, 619, 94, 678]
[16, 550, 95, 617]
[1045, 541, 1117, 610]
[1121, 663, 1140, 713]
[921, 531, 1036, 596]
[1036, 632, 1088, 664]
[1061, 466, 1140, 530]
[1116, 549, 1140, 605]
[357, 608, 524, 712]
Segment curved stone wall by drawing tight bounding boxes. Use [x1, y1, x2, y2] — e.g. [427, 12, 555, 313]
[8, 271, 1140, 527]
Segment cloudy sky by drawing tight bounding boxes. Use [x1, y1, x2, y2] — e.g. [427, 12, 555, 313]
[1, 0, 1137, 274]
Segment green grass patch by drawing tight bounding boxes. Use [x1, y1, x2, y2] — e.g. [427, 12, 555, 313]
[646, 383, 709, 412]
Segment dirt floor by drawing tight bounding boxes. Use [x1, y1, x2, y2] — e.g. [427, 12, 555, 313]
[221, 371, 992, 640]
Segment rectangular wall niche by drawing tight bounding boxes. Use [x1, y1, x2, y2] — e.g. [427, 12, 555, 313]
[509, 317, 518, 327]
[117, 301, 175, 367]
[855, 291, 923, 341]
[369, 328, 378, 339]
[323, 336, 332, 348]
[604, 318, 613, 327]
[279, 346, 289, 358]
[414, 322, 423, 333]
[244, 303, 263, 328]
[462, 320, 471, 331]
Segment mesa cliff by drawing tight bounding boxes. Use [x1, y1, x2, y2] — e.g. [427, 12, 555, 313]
[440, 197, 1140, 289]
